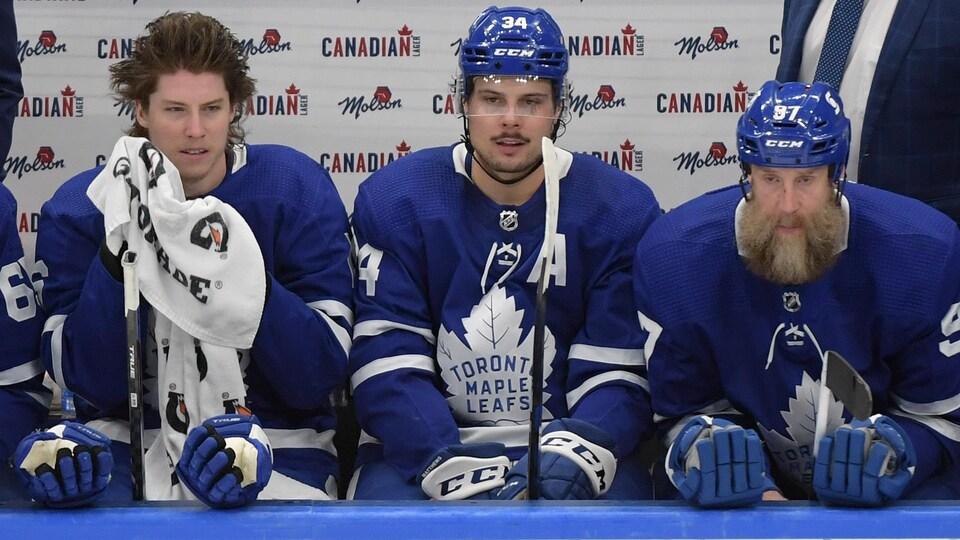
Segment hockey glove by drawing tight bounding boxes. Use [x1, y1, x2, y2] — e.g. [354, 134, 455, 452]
[14, 421, 113, 508]
[420, 443, 510, 500]
[813, 414, 915, 507]
[176, 414, 272, 509]
[496, 418, 618, 500]
[666, 416, 769, 508]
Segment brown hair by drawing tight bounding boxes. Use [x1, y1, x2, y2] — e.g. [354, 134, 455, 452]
[109, 12, 256, 144]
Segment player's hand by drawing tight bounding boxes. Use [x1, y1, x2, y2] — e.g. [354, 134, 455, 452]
[813, 414, 915, 507]
[495, 418, 617, 501]
[14, 421, 113, 508]
[666, 415, 768, 508]
[176, 414, 272, 509]
[420, 443, 510, 500]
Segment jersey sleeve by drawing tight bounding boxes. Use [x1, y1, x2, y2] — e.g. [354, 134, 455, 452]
[249, 165, 353, 411]
[36, 187, 128, 415]
[885, 228, 960, 489]
[566, 200, 659, 457]
[349, 184, 460, 481]
[0, 186, 49, 460]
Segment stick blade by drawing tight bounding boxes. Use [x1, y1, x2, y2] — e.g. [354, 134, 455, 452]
[824, 350, 872, 420]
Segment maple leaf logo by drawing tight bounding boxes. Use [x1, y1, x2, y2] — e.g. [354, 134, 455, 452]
[437, 285, 555, 426]
[758, 370, 845, 490]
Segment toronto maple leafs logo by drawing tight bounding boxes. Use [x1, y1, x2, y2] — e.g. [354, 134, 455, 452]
[757, 371, 845, 491]
[437, 285, 555, 425]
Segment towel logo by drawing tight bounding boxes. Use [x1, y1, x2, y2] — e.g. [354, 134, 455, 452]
[190, 212, 230, 253]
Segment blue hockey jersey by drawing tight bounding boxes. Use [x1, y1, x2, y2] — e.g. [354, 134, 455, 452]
[635, 183, 960, 496]
[37, 144, 353, 491]
[350, 143, 662, 481]
[0, 183, 48, 460]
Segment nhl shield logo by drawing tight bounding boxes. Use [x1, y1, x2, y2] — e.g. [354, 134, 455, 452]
[499, 210, 519, 232]
[783, 291, 801, 312]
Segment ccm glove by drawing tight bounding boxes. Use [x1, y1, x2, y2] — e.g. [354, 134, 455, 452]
[14, 421, 113, 508]
[176, 414, 272, 509]
[496, 418, 617, 500]
[813, 414, 915, 507]
[420, 443, 510, 500]
[666, 416, 769, 508]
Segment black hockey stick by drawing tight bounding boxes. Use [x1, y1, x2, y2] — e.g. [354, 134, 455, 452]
[814, 350, 873, 456]
[527, 263, 549, 500]
[122, 250, 145, 500]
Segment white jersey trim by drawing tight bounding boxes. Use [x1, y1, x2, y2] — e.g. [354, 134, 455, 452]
[892, 392, 960, 416]
[43, 314, 67, 389]
[0, 357, 43, 385]
[568, 343, 645, 367]
[311, 306, 352, 357]
[459, 422, 550, 449]
[658, 400, 744, 446]
[263, 427, 337, 456]
[351, 354, 435, 390]
[307, 299, 354, 326]
[353, 319, 436, 344]
[566, 371, 648, 410]
[891, 411, 960, 442]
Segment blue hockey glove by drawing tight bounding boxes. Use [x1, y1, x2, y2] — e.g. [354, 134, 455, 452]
[813, 414, 916, 507]
[666, 415, 769, 508]
[420, 443, 510, 500]
[14, 421, 113, 508]
[176, 414, 272, 509]
[496, 418, 618, 500]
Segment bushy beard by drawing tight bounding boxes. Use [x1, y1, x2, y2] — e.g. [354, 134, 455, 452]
[739, 196, 845, 285]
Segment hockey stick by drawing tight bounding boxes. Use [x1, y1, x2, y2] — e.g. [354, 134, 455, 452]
[122, 250, 145, 500]
[526, 137, 561, 500]
[813, 350, 873, 457]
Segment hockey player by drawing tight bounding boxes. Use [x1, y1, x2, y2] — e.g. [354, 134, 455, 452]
[0, 0, 50, 499]
[348, 6, 661, 501]
[14, 12, 352, 508]
[635, 80, 960, 507]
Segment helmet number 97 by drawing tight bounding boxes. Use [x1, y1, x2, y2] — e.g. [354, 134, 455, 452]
[501, 16, 528, 30]
[772, 105, 802, 121]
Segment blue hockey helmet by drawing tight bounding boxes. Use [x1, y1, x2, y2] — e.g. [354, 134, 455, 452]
[737, 80, 850, 184]
[459, 6, 568, 99]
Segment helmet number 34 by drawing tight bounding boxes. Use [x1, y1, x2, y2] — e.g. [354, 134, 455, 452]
[500, 16, 528, 29]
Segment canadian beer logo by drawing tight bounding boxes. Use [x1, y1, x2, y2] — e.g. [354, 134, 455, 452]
[568, 24, 643, 56]
[245, 84, 308, 116]
[657, 81, 751, 114]
[321, 24, 420, 57]
[237, 28, 292, 56]
[583, 139, 643, 172]
[570, 85, 626, 119]
[320, 140, 412, 174]
[675, 26, 739, 60]
[673, 141, 739, 176]
[97, 37, 136, 59]
[4, 146, 66, 181]
[339, 86, 402, 119]
[17, 85, 83, 118]
[17, 30, 67, 62]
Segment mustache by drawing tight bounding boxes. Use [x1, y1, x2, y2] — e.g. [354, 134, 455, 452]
[492, 134, 530, 143]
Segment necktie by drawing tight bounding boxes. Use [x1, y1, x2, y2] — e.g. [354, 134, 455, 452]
[813, 0, 865, 90]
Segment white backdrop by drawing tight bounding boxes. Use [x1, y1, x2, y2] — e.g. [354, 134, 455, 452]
[6, 0, 784, 260]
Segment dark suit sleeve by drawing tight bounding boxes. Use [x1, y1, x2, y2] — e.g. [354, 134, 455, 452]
[0, 0, 22, 184]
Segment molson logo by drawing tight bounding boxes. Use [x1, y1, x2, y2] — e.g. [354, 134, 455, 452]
[569, 85, 626, 119]
[17, 86, 83, 118]
[675, 26, 739, 60]
[319, 140, 412, 174]
[673, 141, 739, 176]
[339, 86, 402, 119]
[17, 31, 68, 62]
[321, 24, 420, 57]
[97, 37, 135, 59]
[237, 28, 292, 56]
[583, 139, 643, 172]
[4, 146, 66, 181]
[657, 81, 751, 114]
[245, 84, 308, 116]
[568, 24, 643, 56]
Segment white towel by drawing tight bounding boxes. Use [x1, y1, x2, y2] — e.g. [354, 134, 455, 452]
[87, 136, 267, 500]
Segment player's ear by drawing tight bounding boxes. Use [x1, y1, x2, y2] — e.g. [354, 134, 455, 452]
[135, 100, 149, 130]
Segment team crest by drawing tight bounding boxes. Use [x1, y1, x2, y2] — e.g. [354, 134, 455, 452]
[783, 291, 801, 312]
[499, 210, 518, 232]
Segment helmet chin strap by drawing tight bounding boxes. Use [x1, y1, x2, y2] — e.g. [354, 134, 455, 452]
[459, 112, 561, 186]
